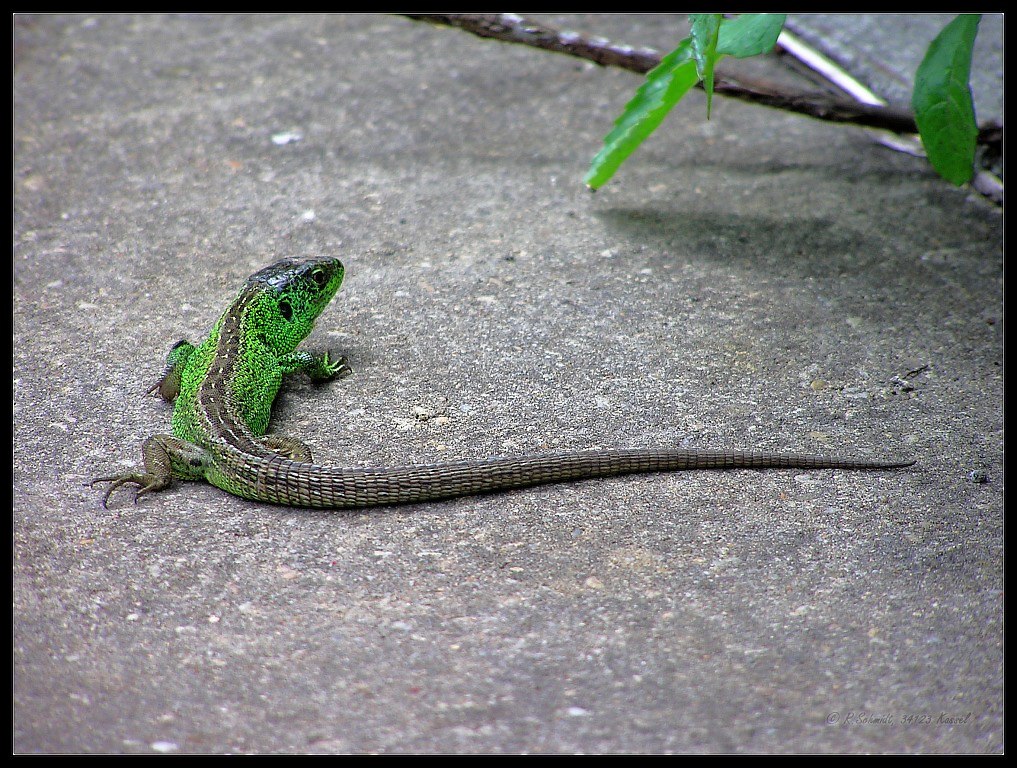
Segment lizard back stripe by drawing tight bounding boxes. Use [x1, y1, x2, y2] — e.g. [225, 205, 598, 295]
[196, 288, 278, 482]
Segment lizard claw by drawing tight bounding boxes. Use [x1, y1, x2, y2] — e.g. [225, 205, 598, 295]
[321, 351, 353, 382]
[90, 473, 167, 509]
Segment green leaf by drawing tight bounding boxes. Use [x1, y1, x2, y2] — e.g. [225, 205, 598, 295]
[583, 13, 788, 189]
[689, 14, 722, 118]
[717, 13, 786, 58]
[912, 14, 980, 185]
[584, 39, 699, 190]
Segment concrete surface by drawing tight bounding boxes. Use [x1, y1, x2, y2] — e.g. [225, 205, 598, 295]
[785, 14, 1003, 123]
[14, 14, 1002, 753]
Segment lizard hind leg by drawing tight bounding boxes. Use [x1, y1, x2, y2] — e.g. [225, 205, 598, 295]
[91, 434, 210, 507]
[260, 435, 316, 463]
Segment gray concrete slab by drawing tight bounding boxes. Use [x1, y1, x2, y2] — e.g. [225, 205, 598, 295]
[14, 14, 1001, 753]
[785, 13, 1002, 122]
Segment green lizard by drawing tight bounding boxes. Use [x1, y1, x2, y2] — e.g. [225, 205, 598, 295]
[93, 258, 914, 509]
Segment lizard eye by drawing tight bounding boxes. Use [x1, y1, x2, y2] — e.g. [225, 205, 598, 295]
[278, 300, 293, 321]
[310, 268, 327, 287]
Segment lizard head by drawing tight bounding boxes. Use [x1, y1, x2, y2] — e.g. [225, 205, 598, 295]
[244, 258, 345, 353]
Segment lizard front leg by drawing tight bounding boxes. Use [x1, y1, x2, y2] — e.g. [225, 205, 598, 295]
[145, 340, 196, 402]
[91, 434, 210, 508]
[257, 352, 347, 460]
[278, 349, 352, 382]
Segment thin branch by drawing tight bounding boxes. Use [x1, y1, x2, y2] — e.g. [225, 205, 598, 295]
[403, 13, 1000, 147]
[405, 13, 663, 73]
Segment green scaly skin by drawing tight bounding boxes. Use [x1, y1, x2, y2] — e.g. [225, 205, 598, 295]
[93, 258, 914, 510]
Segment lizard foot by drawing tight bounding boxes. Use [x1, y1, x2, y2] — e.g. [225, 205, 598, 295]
[90, 472, 171, 509]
